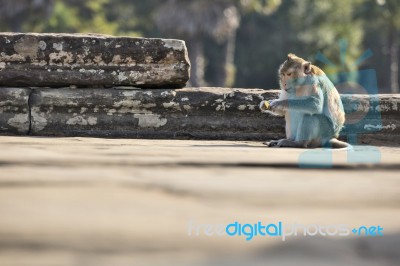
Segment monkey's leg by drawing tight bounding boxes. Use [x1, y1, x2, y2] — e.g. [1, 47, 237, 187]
[267, 115, 322, 148]
[295, 114, 324, 148]
[274, 139, 304, 148]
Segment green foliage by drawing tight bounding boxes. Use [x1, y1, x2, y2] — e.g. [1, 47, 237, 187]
[239, 0, 282, 14]
[46, 0, 81, 32]
[289, 0, 363, 83]
[45, 0, 118, 34]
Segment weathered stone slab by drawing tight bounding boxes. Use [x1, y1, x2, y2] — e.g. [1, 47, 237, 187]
[29, 88, 283, 139]
[340, 94, 400, 144]
[27, 87, 400, 145]
[0, 88, 31, 134]
[0, 33, 190, 88]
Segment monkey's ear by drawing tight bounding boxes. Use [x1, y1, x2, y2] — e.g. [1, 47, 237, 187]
[303, 62, 311, 74]
[287, 53, 296, 61]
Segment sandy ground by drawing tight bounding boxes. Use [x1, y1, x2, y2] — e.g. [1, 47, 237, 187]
[0, 136, 399, 266]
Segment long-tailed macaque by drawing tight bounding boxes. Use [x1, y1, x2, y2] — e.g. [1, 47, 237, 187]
[260, 53, 350, 148]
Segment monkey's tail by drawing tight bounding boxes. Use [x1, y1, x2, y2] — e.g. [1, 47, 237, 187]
[327, 138, 353, 150]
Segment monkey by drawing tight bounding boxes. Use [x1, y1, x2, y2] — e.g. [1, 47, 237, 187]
[259, 53, 350, 149]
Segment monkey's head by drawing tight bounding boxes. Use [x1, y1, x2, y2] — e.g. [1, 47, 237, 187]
[278, 53, 312, 92]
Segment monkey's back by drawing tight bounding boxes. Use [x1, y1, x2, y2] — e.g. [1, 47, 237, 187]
[317, 75, 345, 137]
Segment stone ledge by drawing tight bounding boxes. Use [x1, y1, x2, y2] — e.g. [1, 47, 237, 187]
[1, 87, 399, 144]
[28, 87, 283, 140]
[0, 33, 190, 88]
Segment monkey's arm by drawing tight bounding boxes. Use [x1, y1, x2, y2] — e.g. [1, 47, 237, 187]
[270, 87, 324, 115]
[287, 94, 323, 114]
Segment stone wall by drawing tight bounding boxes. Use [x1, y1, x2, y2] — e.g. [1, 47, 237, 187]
[1, 87, 399, 145]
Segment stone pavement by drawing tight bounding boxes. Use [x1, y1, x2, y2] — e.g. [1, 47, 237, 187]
[0, 136, 399, 266]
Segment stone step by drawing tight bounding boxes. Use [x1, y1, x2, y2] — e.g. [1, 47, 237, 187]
[1, 87, 399, 145]
[0, 33, 190, 88]
[27, 87, 282, 140]
[0, 88, 30, 134]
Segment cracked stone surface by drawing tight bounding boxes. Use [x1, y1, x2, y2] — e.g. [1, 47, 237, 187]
[0, 33, 190, 88]
[0, 136, 399, 266]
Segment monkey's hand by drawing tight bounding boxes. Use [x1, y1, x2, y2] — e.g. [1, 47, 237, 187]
[259, 100, 271, 112]
[269, 99, 288, 112]
[259, 100, 286, 116]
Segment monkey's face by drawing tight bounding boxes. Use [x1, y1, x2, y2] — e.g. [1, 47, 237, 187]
[280, 68, 305, 92]
[279, 54, 312, 92]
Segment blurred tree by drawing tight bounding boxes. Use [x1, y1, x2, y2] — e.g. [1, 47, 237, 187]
[356, 0, 400, 93]
[154, 0, 281, 87]
[105, 0, 161, 37]
[154, 0, 240, 87]
[0, 0, 54, 32]
[290, 0, 363, 72]
[104, 0, 156, 37]
[235, 0, 363, 89]
[0, 0, 396, 92]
